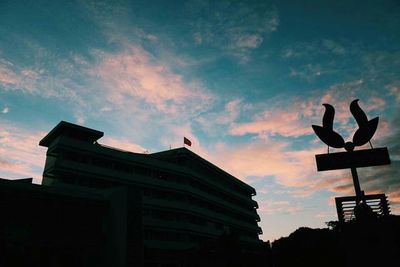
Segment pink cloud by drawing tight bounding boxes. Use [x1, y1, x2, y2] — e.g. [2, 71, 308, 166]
[0, 123, 46, 183]
[209, 141, 321, 188]
[89, 45, 212, 114]
[367, 97, 386, 111]
[230, 109, 312, 137]
[230, 80, 389, 141]
[0, 61, 42, 95]
[0, 61, 20, 85]
[223, 99, 242, 122]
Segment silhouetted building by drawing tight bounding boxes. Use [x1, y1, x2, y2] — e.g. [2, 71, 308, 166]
[39, 121, 264, 266]
[0, 177, 133, 267]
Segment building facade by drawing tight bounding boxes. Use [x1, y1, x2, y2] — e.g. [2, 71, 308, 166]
[39, 121, 264, 266]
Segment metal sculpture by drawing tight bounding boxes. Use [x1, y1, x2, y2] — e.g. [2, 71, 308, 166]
[312, 103, 345, 152]
[312, 99, 378, 152]
[312, 99, 391, 221]
[350, 99, 379, 149]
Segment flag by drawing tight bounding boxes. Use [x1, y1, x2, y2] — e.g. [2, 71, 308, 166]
[184, 137, 192, 146]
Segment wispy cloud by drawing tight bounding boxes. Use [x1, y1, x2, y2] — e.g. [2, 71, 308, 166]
[229, 80, 387, 141]
[282, 39, 346, 59]
[0, 59, 20, 85]
[1, 106, 9, 114]
[88, 45, 213, 115]
[321, 39, 346, 55]
[0, 122, 46, 183]
[188, 1, 278, 59]
[0, 54, 83, 102]
[361, 51, 400, 78]
[230, 109, 312, 138]
[289, 64, 324, 82]
[196, 98, 243, 135]
[386, 80, 400, 103]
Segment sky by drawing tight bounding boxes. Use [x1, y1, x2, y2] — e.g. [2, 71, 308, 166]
[1, 0, 400, 241]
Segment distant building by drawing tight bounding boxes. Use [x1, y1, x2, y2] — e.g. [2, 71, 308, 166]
[0, 177, 133, 267]
[38, 121, 264, 266]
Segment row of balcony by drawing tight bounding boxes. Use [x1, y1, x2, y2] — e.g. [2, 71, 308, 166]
[44, 150, 260, 221]
[49, 158, 259, 224]
[46, 137, 257, 206]
[143, 198, 262, 234]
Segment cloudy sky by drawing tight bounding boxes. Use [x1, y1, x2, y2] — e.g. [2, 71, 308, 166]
[1, 0, 399, 241]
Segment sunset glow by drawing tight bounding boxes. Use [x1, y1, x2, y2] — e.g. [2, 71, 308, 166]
[1, 0, 399, 241]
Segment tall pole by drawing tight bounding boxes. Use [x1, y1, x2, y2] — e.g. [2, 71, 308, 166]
[351, 167, 362, 204]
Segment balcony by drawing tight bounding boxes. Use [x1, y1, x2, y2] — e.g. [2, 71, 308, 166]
[143, 197, 260, 234]
[52, 158, 261, 222]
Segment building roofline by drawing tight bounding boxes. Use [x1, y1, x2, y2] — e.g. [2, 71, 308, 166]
[39, 121, 104, 147]
[151, 147, 256, 194]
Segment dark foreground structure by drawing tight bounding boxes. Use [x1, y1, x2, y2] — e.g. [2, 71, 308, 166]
[1, 121, 268, 267]
[0, 177, 133, 267]
[272, 216, 400, 267]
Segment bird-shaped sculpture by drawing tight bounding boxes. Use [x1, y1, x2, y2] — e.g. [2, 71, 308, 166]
[312, 99, 379, 152]
[350, 99, 379, 149]
[312, 104, 345, 153]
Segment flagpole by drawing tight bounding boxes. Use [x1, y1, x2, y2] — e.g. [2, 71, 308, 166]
[183, 137, 192, 147]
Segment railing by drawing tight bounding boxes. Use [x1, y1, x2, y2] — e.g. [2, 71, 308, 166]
[53, 158, 260, 220]
[335, 193, 390, 222]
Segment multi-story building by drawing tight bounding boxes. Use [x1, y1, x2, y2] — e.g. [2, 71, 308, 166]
[39, 121, 264, 266]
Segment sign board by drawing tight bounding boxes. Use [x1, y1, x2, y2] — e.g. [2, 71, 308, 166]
[315, 147, 390, 171]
